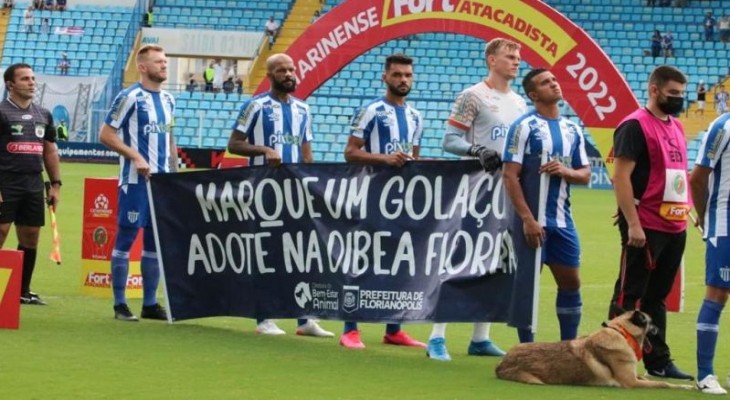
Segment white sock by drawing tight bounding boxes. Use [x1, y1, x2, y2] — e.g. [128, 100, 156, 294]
[471, 323, 491, 342]
[430, 323, 447, 340]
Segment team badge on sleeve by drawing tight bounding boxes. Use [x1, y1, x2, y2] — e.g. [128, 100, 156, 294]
[35, 124, 46, 138]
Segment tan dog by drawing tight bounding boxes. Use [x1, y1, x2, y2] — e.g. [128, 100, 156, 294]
[495, 311, 692, 389]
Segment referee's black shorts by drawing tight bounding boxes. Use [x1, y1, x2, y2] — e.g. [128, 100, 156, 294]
[0, 172, 45, 227]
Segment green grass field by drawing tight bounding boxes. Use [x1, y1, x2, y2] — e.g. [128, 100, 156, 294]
[0, 162, 723, 399]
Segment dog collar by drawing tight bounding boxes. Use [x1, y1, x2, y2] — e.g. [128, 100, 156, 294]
[604, 323, 643, 361]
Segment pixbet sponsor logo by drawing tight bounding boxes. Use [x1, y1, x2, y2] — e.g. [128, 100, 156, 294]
[295, 282, 339, 310]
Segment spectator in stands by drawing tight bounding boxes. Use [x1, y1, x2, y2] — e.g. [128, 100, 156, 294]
[32, 0, 42, 10]
[704, 11, 716, 41]
[144, 7, 153, 27]
[696, 80, 707, 117]
[265, 16, 279, 50]
[226, 53, 334, 339]
[222, 77, 234, 95]
[203, 63, 214, 92]
[714, 86, 728, 115]
[56, 120, 68, 141]
[43, 0, 53, 10]
[55, 0, 65, 11]
[57, 53, 69, 75]
[3, 0, 14, 9]
[719, 15, 730, 43]
[212, 59, 224, 93]
[646, 0, 655, 6]
[340, 54, 427, 351]
[662, 30, 674, 57]
[235, 76, 243, 95]
[651, 29, 662, 60]
[311, 10, 320, 23]
[41, 18, 49, 35]
[185, 77, 196, 93]
[23, 6, 33, 33]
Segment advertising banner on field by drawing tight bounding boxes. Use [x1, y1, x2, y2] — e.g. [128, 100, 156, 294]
[149, 161, 536, 326]
[0, 250, 23, 329]
[254, 0, 638, 168]
[81, 178, 143, 298]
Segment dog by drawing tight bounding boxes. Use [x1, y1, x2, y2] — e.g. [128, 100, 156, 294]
[495, 311, 692, 389]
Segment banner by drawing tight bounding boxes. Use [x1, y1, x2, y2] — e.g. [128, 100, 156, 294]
[254, 0, 638, 166]
[150, 161, 535, 324]
[0, 250, 23, 329]
[141, 27, 264, 58]
[81, 178, 143, 298]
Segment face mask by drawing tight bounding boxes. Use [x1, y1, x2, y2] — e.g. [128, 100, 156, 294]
[657, 95, 684, 115]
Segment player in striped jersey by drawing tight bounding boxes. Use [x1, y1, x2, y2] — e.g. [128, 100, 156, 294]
[228, 53, 333, 338]
[427, 38, 527, 362]
[228, 54, 312, 167]
[339, 54, 425, 349]
[692, 113, 730, 394]
[100, 45, 177, 322]
[502, 68, 590, 343]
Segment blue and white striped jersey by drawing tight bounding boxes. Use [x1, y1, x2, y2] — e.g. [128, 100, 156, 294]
[349, 97, 423, 155]
[105, 82, 175, 186]
[232, 92, 312, 166]
[503, 110, 589, 228]
[695, 113, 730, 238]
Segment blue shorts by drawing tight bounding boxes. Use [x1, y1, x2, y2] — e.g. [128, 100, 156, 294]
[706, 236, 730, 288]
[542, 226, 580, 268]
[117, 183, 151, 229]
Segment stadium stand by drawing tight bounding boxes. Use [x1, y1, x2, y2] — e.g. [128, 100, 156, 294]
[153, 0, 293, 32]
[2, 5, 134, 76]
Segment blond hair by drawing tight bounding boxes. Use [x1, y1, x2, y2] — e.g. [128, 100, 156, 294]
[485, 38, 520, 57]
[136, 45, 165, 63]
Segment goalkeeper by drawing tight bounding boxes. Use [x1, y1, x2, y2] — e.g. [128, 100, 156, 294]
[427, 38, 527, 361]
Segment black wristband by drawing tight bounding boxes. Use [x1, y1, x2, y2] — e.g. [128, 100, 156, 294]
[50, 180, 62, 187]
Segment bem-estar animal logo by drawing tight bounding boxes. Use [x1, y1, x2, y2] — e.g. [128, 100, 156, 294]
[294, 282, 312, 308]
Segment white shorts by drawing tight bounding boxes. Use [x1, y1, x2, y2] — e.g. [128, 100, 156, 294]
[698, 100, 705, 110]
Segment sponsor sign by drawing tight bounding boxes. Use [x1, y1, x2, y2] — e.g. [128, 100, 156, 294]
[0, 250, 23, 329]
[254, 0, 637, 169]
[81, 178, 143, 298]
[141, 27, 264, 58]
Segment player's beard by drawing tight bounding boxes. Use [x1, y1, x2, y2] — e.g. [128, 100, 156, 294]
[387, 82, 411, 97]
[149, 70, 167, 83]
[273, 78, 296, 93]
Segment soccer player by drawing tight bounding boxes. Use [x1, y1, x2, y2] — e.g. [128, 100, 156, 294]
[227, 53, 333, 338]
[339, 53, 426, 350]
[608, 65, 693, 380]
[691, 113, 730, 395]
[0, 63, 62, 305]
[502, 68, 590, 344]
[99, 45, 177, 322]
[427, 37, 527, 361]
